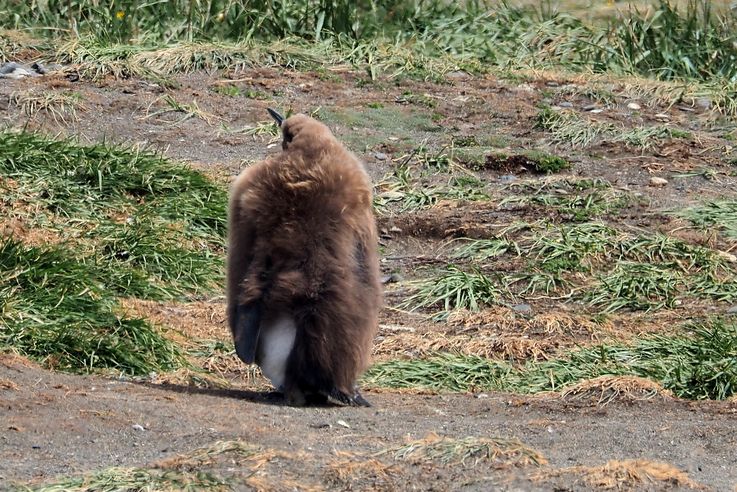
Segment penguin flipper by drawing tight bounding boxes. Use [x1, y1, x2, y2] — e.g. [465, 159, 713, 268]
[233, 302, 262, 364]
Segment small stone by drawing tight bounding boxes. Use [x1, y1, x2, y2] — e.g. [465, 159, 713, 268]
[727, 306, 737, 314]
[627, 102, 641, 110]
[381, 273, 403, 284]
[500, 174, 518, 183]
[475, 393, 490, 399]
[696, 97, 711, 109]
[389, 226, 402, 233]
[558, 101, 573, 108]
[546, 81, 560, 87]
[649, 177, 668, 187]
[446, 70, 469, 80]
[583, 104, 599, 111]
[374, 152, 387, 161]
[589, 109, 604, 114]
[336, 420, 350, 429]
[512, 303, 532, 314]
[132, 424, 145, 431]
[654, 113, 670, 120]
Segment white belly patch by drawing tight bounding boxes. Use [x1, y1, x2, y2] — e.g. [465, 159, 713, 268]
[257, 314, 297, 390]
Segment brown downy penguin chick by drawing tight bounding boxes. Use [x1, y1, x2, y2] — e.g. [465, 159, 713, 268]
[227, 109, 381, 407]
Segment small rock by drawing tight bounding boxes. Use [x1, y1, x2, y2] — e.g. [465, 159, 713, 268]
[446, 70, 469, 80]
[727, 306, 737, 314]
[500, 174, 518, 183]
[475, 393, 490, 399]
[546, 81, 560, 87]
[654, 113, 670, 120]
[649, 177, 668, 187]
[696, 97, 711, 109]
[558, 101, 573, 108]
[583, 104, 599, 111]
[374, 152, 387, 161]
[336, 420, 350, 429]
[381, 273, 403, 284]
[132, 424, 145, 432]
[389, 226, 402, 233]
[512, 303, 532, 314]
[589, 109, 604, 114]
[627, 102, 641, 110]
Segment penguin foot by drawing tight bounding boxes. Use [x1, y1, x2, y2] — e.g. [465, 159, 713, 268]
[328, 387, 371, 407]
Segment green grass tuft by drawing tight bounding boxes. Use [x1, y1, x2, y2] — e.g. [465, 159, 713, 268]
[677, 200, 737, 240]
[365, 320, 737, 400]
[0, 131, 225, 374]
[0, 239, 182, 375]
[402, 265, 501, 314]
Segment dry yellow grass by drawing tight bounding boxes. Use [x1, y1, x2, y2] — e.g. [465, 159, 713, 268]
[325, 451, 399, 488]
[379, 432, 547, 469]
[154, 440, 274, 471]
[536, 459, 706, 490]
[556, 376, 673, 406]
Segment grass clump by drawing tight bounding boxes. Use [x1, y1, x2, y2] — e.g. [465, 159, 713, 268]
[0, 131, 225, 374]
[587, 262, 682, 313]
[365, 319, 737, 400]
[18, 466, 231, 492]
[536, 107, 688, 149]
[677, 200, 737, 240]
[0, 130, 226, 299]
[381, 433, 546, 468]
[0, 239, 182, 375]
[402, 265, 500, 313]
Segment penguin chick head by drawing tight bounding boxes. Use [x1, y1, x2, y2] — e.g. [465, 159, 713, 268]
[268, 109, 337, 155]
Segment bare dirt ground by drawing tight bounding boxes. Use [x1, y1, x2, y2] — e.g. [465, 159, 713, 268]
[2, 66, 737, 491]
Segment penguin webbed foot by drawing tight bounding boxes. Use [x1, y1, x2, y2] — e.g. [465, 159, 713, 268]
[328, 387, 371, 407]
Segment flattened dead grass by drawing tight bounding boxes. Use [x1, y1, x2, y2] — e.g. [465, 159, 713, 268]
[326, 451, 399, 488]
[379, 432, 546, 469]
[447, 307, 602, 337]
[154, 440, 273, 471]
[119, 298, 226, 342]
[536, 459, 705, 490]
[373, 331, 553, 361]
[556, 376, 673, 406]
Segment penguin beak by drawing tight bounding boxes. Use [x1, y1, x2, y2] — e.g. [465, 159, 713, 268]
[267, 107, 284, 126]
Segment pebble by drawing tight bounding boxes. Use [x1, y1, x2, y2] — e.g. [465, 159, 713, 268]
[727, 306, 737, 314]
[654, 113, 670, 120]
[649, 177, 668, 187]
[583, 104, 599, 111]
[558, 101, 573, 108]
[512, 303, 532, 314]
[132, 424, 145, 432]
[696, 97, 711, 109]
[374, 152, 387, 161]
[627, 102, 641, 110]
[589, 109, 604, 114]
[500, 174, 518, 183]
[381, 273, 403, 284]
